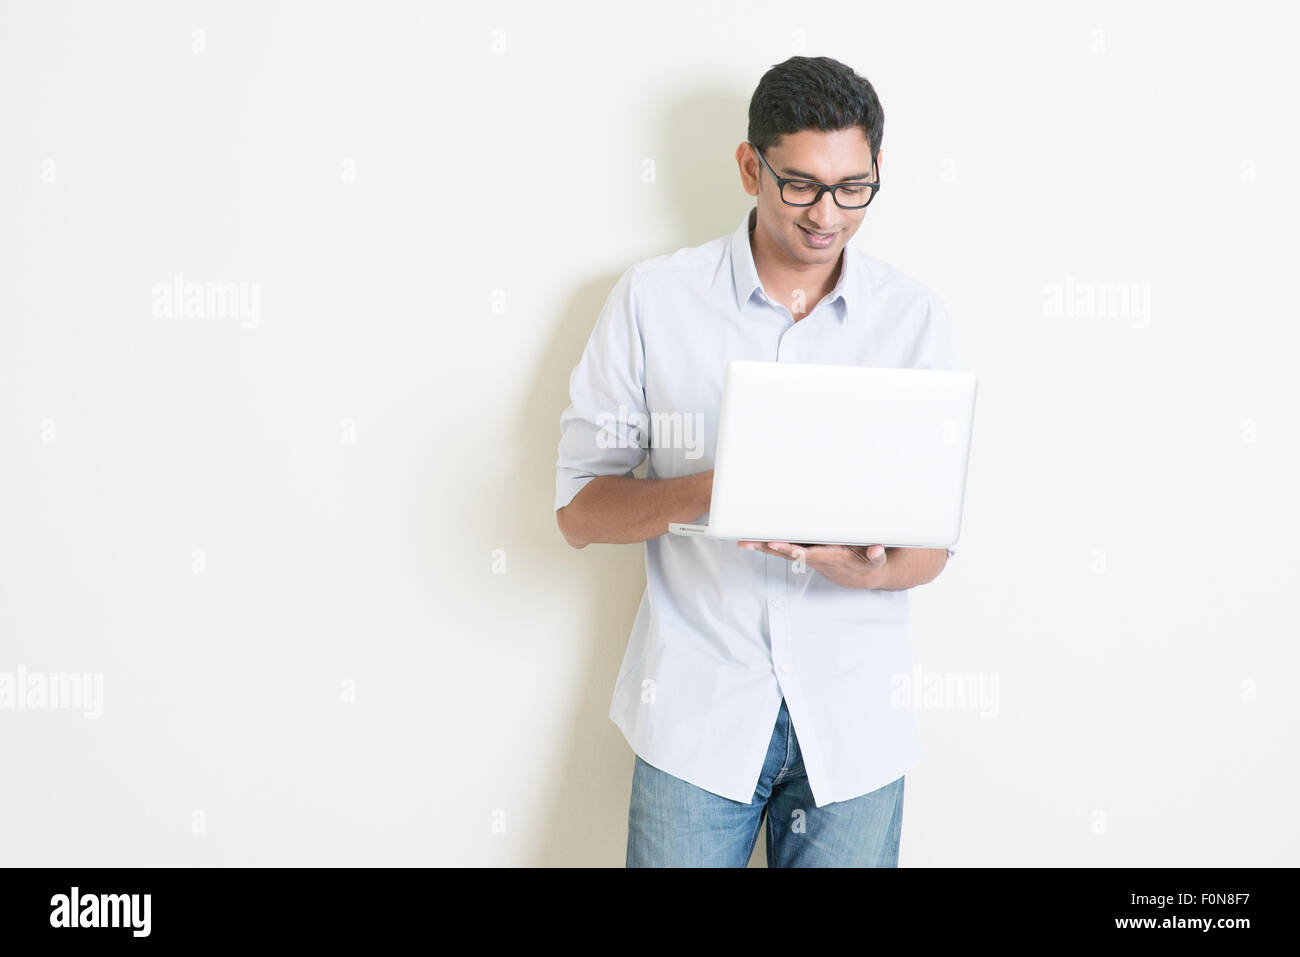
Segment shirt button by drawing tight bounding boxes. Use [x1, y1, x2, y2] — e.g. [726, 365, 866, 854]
[771, 598, 783, 609]
[779, 664, 789, 673]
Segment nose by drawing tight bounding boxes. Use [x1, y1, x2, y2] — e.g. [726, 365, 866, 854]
[806, 189, 838, 229]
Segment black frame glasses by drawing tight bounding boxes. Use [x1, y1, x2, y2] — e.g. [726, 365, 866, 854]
[749, 142, 880, 209]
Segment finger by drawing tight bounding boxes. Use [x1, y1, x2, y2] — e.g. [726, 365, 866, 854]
[741, 541, 798, 560]
[763, 542, 844, 562]
[787, 543, 853, 566]
[804, 544, 850, 559]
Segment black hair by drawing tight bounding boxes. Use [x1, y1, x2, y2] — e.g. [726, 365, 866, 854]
[747, 56, 884, 160]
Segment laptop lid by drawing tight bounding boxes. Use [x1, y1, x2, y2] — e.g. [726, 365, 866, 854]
[705, 360, 977, 548]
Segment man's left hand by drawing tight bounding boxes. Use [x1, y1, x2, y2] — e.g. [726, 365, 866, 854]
[738, 541, 887, 589]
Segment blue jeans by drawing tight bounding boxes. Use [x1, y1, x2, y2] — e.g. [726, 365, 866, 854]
[626, 698, 905, 867]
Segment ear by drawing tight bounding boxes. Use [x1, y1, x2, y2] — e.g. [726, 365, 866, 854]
[736, 141, 759, 196]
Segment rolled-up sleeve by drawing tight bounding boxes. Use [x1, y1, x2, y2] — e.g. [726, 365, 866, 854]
[554, 265, 649, 511]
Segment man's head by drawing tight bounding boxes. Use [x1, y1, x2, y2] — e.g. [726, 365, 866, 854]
[738, 56, 884, 268]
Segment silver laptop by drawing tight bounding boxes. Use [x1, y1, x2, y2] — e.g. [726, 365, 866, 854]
[668, 360, 977, 548]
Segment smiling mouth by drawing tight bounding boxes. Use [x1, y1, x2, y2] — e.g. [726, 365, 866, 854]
[799, 225, 836, 239]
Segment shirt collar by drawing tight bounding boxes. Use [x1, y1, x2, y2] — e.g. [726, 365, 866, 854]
[730, 206, 860, 319]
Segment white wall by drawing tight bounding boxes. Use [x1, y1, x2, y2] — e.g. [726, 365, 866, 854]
[1, 0, 1296, 866]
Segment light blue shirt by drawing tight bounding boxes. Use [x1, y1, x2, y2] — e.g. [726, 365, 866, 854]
[555, 206, 961, 806]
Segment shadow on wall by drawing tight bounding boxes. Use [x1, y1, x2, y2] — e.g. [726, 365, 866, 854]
[496, 87, 773, 866]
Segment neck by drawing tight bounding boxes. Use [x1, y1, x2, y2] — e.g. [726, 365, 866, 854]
[749, 215, 843, 317]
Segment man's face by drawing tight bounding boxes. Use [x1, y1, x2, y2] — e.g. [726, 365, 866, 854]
[744, 127, 879, 266]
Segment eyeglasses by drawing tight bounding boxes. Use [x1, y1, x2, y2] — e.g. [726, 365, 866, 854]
[749, 142, 880, 209]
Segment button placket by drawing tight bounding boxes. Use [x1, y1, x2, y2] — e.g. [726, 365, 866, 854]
[767, 555, 792, 677]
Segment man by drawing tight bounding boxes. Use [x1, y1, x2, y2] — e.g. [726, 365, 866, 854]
[554, 56, 961, 867]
